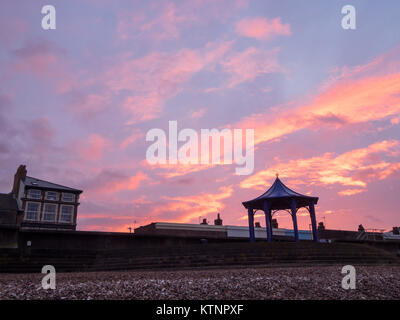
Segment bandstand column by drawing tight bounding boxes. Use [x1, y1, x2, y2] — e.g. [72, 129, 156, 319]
[290, 198, 299, 242]
[248, 207, 255, 243]
[309, 202, 319, 242]
[263, 201, 272, 242]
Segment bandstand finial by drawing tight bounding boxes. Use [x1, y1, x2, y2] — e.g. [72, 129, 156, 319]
[276, 173, 279, 178]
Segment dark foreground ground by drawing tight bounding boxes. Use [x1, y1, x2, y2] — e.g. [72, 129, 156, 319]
[0, 265, 399, 300]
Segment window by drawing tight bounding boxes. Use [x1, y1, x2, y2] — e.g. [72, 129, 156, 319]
[27, 189, 41, 199]
[62, 193, 75, 202]
[43, 203, 57, 222]
[60, 205, 74, 223]
[45, 191, 59, 201]
[25, 202, 40, 221]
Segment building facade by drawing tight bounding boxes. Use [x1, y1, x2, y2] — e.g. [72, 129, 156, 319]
[134, 221, 313, 240]
[10, 165, 83, 231]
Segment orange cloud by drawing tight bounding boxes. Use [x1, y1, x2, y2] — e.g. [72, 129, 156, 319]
[236, 17, 291, 40]
[338, 189, 366, 196]
[237, 49, 400, 146]
[90, 171, 149, 194]
[240, 140, 400, 195]
[108, 172, 149, 193]
[159, 186, 234, 223]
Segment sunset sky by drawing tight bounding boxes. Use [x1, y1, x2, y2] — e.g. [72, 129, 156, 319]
[1, 0, 399, 232]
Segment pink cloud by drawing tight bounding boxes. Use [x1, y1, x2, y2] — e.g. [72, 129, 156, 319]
[117, 0, 249, 42]
[338, 189, 366, 196]
[236, 17, 291, 40]
[11, 40, 77, 94]
[85, 171, 149, 195]
[27, 118, 55, 143]
[117, 1, 189, 41]
[120, 129, 144, 150]
[191, 108, 206, 118]
[240, 140, 400, 195]
[236, 47, 400, 146]
[106, 49, 204, 124]
[105, 41, 232, 124]
[66, 91, 111, 120]
[140, 160, 214, 179]
[159, 186, 234, 223]
[221, 47, 283, 88]
[71, 134, 109, 161]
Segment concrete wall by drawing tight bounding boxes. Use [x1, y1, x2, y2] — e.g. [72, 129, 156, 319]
[16, 229, 236, 251]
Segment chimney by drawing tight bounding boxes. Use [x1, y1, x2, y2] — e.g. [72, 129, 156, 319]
[255, 222, 261, 228]
[393, 227, 399, 235]
[12, 165, 27, 196]
[271, 219, 278, 229]
[214, 213, 223, 226]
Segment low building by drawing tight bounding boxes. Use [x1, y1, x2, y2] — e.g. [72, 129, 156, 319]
[0, 193, 22, 226]
[317, 222, 384, 241]
[383, 227, 400, 240]
[134, 221, 312, 241]
[2, 165, 83, 231]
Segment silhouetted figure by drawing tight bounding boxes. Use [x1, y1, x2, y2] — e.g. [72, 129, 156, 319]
[271, 219, 278, 229]
[255, 222, 261, 228]
[318, 222, 325, 231]
[200, 218, 208, 225]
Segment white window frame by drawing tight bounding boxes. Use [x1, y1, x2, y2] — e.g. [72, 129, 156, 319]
[59, 205, 74, 223]
[62, 193, 75, 202]
[42, 203, 58, 222]
[25, 202, 41, 221]
[45, 191, 59, 201]
[27, 189, 42, 199]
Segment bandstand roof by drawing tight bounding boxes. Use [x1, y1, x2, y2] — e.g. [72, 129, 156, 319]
[242, 177, 318, 210]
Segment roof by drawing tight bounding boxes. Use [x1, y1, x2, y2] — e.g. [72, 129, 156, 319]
[242, 177, 318, 210]
[23, 176, 83, 193]
[0, 193, 19, 212]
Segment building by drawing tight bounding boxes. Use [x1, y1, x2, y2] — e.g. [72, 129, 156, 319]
[0, 193, 22, 226]
[134, 214, 313, 241]
[317, 222, 385, 241]
[382, 227, 400, 240]
[6, 165, 83, 231]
